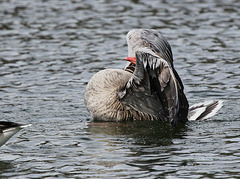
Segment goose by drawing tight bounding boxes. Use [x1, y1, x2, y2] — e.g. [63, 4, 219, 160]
[0, 121, 31, 147]
[85, 29, 223, 127]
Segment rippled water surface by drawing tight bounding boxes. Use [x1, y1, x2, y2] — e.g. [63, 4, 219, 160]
[0, 0, 240, 178]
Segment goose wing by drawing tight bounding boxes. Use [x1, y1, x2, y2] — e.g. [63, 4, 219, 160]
[141, 29, 189, 124]
[140, 29, 174, 66]
[118, 47, 182, 123]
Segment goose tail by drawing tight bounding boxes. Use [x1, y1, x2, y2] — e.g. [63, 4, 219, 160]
[188, 100, 223, 121]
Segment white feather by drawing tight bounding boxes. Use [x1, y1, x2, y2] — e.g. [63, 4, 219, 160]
[188, 100, 223, 121]
[188, 106, 206, 121]
[201, 100, 223, 120]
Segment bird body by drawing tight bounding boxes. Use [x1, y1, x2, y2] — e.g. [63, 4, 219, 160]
[85, 69, 132, 121]
[85, 29, 222, 127]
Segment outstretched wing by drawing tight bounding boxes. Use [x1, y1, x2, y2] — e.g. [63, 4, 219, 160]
[118, 47, 181, 123]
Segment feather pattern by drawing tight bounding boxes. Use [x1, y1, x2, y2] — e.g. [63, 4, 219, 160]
[118, 47, 181, 124]
[188, 100, 223, 121]
[85, 29, 223, 127]
[127, 29, 174, 66]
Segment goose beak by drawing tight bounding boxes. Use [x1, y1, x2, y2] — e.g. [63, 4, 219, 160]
[125, 57, 136, 65]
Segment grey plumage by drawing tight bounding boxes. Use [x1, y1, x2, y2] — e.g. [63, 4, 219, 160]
[118, 47, 179, 124]
[85, 29, 222, 127]
[124, 29, 189, 126]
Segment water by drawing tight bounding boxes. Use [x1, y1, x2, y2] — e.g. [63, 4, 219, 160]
[0, 0, 239, 178]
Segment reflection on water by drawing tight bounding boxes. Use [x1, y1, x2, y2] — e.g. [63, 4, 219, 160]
[0, 0, 240, 178]
[0, 161, 14, 173]
[82, 122, 187, 177]
[87, 121, 186, 146]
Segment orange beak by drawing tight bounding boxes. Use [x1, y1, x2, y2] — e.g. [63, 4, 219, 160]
[125, 57, 136, 65]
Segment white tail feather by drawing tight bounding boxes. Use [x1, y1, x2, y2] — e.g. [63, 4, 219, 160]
[188, 100, 223, 121]
[188, 106, 206, 121]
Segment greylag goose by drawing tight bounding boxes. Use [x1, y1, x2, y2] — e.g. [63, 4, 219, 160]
[0, 121, 31, 147]
[85, 29, 223, 127]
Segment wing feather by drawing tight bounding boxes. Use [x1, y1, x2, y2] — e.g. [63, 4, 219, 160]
[118, 47, 179, 122]
[141, 29, 174, 66]
[122, 29, 189, 125]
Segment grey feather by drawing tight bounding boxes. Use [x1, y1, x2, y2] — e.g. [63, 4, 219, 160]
[118, 47, 179, 122]
[140, 29, 174, 66]
[125, 29, 189, 126]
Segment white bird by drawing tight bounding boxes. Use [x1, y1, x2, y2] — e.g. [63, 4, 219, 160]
[0, 121, 31, 147]
[85, 29, 223, 127]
